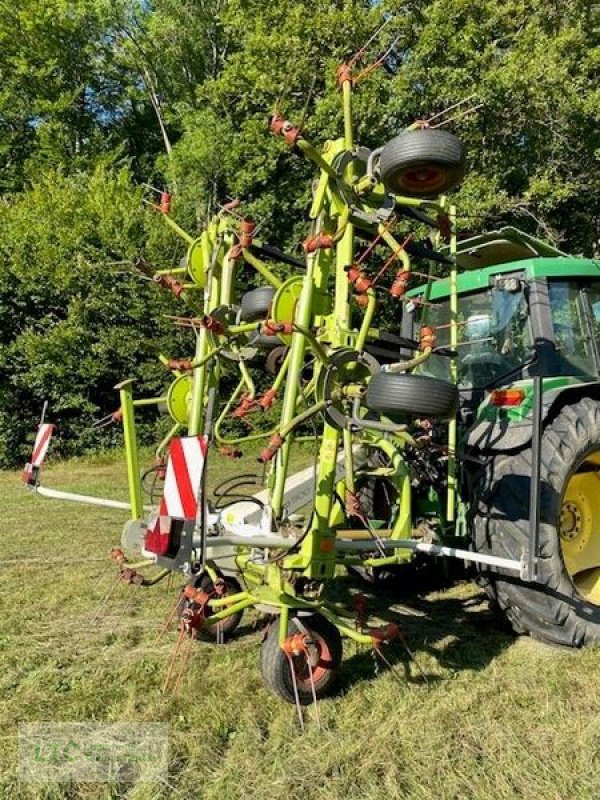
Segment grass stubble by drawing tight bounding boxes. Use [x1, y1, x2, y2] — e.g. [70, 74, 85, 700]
[1, 453, 599, 800]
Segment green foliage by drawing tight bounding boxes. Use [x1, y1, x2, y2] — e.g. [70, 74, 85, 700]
[0, 163, 187, 466]
[0, 0, 598, 465]
[383, 0, 600, 250]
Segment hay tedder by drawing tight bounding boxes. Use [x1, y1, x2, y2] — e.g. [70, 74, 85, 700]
[24, 36, 600, 707]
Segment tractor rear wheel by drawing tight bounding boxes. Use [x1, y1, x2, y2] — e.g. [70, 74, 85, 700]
[473, 397, 600, 646]
[260, 614, 342, 704]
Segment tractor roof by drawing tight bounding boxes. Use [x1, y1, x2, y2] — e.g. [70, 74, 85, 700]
[410, 226, 600, 301]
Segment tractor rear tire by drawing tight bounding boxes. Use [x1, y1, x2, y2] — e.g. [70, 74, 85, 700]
[473, 397, 600, 647]
[379, 129, 466, 198]
[365, 371, 458, 420]
[260, 614, 342, 704]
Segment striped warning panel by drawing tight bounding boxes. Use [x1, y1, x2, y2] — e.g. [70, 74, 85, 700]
[22, 423, 55, 485]
[161, 435, 207, 519]
[145, 435, 208, 556]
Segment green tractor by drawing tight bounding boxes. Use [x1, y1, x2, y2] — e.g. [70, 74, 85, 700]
[404, 228, 600, 646]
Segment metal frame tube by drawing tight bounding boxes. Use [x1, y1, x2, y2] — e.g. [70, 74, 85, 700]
[34, 486, 153, 512]
[335, 536, 523, 574]
[526, 374, 542, 581]
[118, 380, 143, 519]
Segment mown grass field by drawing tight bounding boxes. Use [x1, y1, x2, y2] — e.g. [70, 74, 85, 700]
[2, 453, 600, 799]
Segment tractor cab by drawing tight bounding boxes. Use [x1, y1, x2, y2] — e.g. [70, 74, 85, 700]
[405, 229, 600, 402]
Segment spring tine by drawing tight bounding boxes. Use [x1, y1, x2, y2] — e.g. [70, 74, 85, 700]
[425, 94, 477, 124]
[297, 71, 318, 135]
[373, 645, 406, 688]
[355, 35, 400, 84]
[156, 592, 184, 643]
[142, 182, 163, 195]
[162, 627, 186, 694]
[93, 564, 119, 598]
[348, 15, 394, 67]
[172, 634, 194, 694]
[251, 218, 267, 238]
[121, 581, 142, 616]
[90, 573, 122, 624]
[286, 653, 305, 731]
[431, 103, 484, 128]
[399, 639, 430, 685]
[306, 656, 321, 730]
[92, 414, 114, 429]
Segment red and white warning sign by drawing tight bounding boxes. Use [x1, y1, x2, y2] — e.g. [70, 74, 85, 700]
[145, 435, 208, 556]
[22, 423, 55, 485]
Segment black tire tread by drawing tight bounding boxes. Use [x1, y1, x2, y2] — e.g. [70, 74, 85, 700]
[380, 129, 466, 197]
[365, 371, 458, 420]
[473, 397, 600, 647]
[260, 614, 342, 704]
[240, 286, 276, 322]
[189, 574, 243, 641]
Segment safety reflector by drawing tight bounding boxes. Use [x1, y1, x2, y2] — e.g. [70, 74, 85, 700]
[489, 388, 525, 407]
[144, 436, 208, 556]
[22, 423, 55, 485]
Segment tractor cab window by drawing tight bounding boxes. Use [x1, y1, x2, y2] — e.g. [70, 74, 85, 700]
[548, 281, 600, 377]
[412, 283, 532, 387]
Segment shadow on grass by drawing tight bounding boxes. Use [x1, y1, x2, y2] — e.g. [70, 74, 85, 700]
[333, 565, 516, 693]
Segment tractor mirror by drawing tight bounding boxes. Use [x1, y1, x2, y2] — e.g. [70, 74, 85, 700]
[494, 276, 523, 292]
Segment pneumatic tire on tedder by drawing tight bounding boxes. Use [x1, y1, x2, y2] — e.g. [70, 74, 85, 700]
[379, 129, 466, 198]
[365, 371, 458, 420]
[239, 286, 275, 322]
[474, 397, 600, 646]
[182, 573, 243, 641]
[260, 614, 342, 704]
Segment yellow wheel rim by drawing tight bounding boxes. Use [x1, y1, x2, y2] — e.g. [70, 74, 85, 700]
[166, 375, 192, 425]
[559, 451, 600, 605]
[271, 276, 303, 345]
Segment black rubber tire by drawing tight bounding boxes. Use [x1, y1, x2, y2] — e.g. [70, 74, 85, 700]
[473, 397, 600, 647]
[265, 345, 289, 375]
[260, 614, 342, 704]
[379, 129, 466, 197]
[248, 331, 282, 350]
[365, 371, 458, 420]
[239, 286, 276, 322]
[183, 573, 243, 641]
[355, 475, 396, 524]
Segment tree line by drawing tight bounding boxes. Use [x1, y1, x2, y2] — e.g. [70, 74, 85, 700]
[0, 0, 598, 466]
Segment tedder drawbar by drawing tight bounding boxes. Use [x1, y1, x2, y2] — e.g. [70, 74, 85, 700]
[24, 32, 600, 707]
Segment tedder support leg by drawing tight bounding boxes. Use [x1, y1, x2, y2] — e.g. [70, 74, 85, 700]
[117, 379, 143, 520]
[526, 374, 542, 581]
[446, 203, 458, 523]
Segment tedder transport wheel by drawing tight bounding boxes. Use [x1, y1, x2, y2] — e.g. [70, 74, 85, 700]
[365, 371, 458, 421]
[474, 397, 600, 647]
[184, 573, 244, 641]
[239, 286, 275, 322]
[260, 614, 342, 704]
[379, 129, 466, 198]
